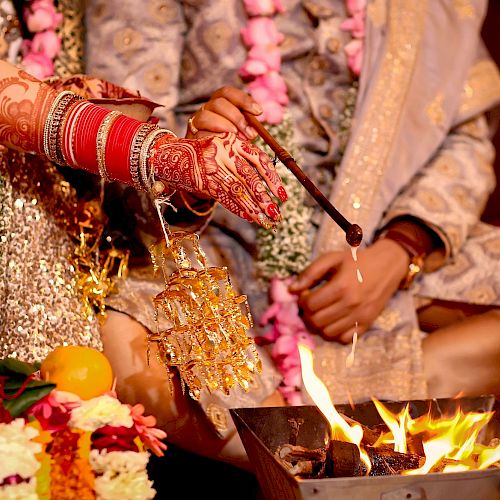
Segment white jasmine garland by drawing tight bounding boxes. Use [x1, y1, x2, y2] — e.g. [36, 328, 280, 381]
[255, 112, 313, 281]
[0, 419, 41, 482]
[0, 479, 38, 500]
[69, 394, 133, 431]
[90, 450, 156, 500]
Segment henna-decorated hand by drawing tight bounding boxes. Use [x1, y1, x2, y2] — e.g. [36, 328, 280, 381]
[150, 131, 287, 227]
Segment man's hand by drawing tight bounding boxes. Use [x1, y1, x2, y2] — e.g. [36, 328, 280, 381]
[289, 239, 410, 343]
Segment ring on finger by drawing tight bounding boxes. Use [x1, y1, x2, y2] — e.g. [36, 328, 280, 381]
[188, 115, 199, 135]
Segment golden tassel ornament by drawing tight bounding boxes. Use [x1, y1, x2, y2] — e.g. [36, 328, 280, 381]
[148, 198, 261, 401]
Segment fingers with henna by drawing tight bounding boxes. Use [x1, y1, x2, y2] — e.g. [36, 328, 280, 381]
[235, 140, 288, 203]
[232, 156, 282, 222]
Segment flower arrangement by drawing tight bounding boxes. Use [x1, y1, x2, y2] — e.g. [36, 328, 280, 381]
[240, 0, 288, 124]
[240, 0, 315, 405]
[21, 0, 62, 79]
[0, 356, 166, 499]
[340, 0, 367, 76]
[241, 1, 363, 404]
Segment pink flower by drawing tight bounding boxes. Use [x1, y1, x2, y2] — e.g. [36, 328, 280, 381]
[249, 72, 288, 104]
[24, 0, 63, 33]
[340, 10, 365, 39]
[248, 71, 288, 123]
[128, 403, 167, 457]
[91, 425, 139, 453]
[344, 39, 363, 76]
[31, 30, 61, 59]
[239, 45, 281, 78]
[241, 17, 284, 47]
[27, 390, 81, 431]
[258, 277, 315, 404]
[345, 0, 367, 15]
[243, 0, 284, 16]
[21, 51, 55, 79]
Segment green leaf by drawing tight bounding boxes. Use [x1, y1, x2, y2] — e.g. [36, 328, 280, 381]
[3, 382, 56, 418]
[0, 358, 38, 376]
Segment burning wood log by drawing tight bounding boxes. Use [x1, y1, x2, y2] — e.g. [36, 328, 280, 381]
[341, 413, 424, 455]
[275, 443, 327, 478]
[276, 440, 424, 478]
[328, 440, 423, 477]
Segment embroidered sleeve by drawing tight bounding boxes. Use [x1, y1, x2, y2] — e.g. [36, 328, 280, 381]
[380, 114, 496, 263]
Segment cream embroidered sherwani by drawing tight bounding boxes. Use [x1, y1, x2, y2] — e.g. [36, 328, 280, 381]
[86, 0, 500, 436]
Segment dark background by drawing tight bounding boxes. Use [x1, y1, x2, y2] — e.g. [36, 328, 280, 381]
[482, 0, 500, 225]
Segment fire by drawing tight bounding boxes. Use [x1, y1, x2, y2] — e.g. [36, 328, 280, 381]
[298, 344, 371, 472]
[297, 343, 500, 475]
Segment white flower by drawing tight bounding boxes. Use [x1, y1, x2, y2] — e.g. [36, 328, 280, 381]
[0, 479, 38, 500]
[0, 419, 41, 482]
[90, 450, 156, 500]
[69, 394, 133, 431]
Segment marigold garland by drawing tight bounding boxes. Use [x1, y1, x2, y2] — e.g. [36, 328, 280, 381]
[0, 357, 165, 500]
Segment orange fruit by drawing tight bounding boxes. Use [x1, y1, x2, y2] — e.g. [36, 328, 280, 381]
[40, 345, 113, 400]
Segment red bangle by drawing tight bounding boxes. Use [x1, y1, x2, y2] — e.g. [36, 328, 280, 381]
[71, 103, 109, 175]
[105, 114, 143, 184]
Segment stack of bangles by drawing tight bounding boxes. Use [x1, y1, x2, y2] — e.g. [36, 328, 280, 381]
[43, 90, 175, 194]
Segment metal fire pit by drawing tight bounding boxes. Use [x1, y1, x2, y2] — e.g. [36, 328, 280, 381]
[230, 397, 500, 500]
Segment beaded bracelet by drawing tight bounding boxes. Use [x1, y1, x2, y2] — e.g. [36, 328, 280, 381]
[96, 111, 122, 182]
[130, 122, 159, 190]
[139, 128, 175, 192]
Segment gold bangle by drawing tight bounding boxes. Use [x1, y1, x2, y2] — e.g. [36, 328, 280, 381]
[96, 111, 121, 182]
[43, 91, 82, 164]
[139, 128, 175, 192]
[179, 190, 216, 217]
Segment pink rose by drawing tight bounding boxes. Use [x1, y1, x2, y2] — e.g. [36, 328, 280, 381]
[249, 72, 287, 102]
[241, 17, 285, 47]
[346, 0, 367, 15]
[243, 0, 284, 16]
[21, 51, 54, 79]
[249, 75, 287, 123]
[344, 38, 363, 76]
[31, 30, 61, 59]
[24, 0, 63, 32]
[239, 45, 281, 78]
[340, 10, 365, 39]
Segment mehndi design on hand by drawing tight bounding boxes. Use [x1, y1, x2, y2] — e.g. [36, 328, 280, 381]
[150, 132, 286, 227]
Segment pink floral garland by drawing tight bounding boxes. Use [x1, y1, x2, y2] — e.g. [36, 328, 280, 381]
[240, 0, 288, 124]
[340, 0, 367, 76]
[21, 0, 63, 79]
[241, 0, 367, 406]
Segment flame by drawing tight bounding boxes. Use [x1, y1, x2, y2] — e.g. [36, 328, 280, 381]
[298, 343, 371, 472]
[373, 399, 410, 454]
[404, 409, 493, 474]
[297, 344, 500, 475]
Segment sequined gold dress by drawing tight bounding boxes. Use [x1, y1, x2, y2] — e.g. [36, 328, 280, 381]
[0, 0, 105, 362]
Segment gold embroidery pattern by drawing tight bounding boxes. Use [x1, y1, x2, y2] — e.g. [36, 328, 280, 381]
[426, 92, 445, 127]
[373, 307, 402, 332]
[453, 0, 476, 19]
[55, 0, 85, 77]
[459, 60, 500, 117]
[317, 0, 428, 254]
[367, 0, 387, 28]
[206, 404, 229, 433]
